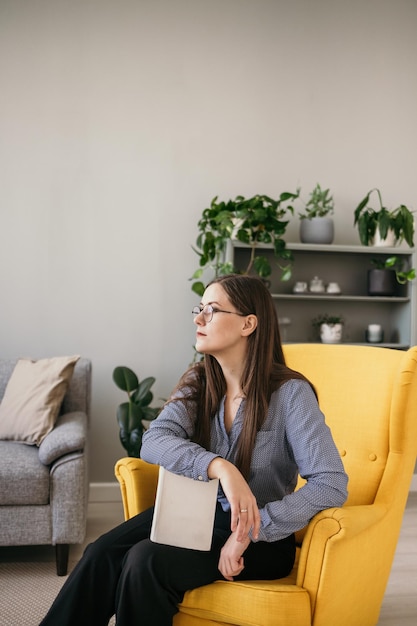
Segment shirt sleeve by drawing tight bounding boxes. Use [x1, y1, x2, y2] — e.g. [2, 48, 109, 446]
[140, 396, 219, 482]
[256, 379, 348, 542]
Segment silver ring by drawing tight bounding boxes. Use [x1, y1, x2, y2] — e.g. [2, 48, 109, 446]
[240, 509, 248, 513]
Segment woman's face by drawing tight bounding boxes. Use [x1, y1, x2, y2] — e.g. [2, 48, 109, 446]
[194, 283, 254, 358]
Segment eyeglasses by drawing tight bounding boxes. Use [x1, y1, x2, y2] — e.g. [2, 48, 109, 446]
[192, 304, 245, 323]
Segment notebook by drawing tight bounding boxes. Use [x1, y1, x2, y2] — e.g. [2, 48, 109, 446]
[150, 467, 219, 551]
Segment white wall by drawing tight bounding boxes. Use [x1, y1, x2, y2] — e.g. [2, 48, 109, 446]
[0, 0, 416, 481]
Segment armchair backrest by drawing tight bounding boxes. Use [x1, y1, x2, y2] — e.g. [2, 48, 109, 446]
[283, 344, 417, 508]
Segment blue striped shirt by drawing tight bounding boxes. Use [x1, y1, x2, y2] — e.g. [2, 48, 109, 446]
[141, 378, 348, 542]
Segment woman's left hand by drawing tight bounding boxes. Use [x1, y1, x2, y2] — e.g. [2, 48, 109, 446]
[218, 531, 251, 581]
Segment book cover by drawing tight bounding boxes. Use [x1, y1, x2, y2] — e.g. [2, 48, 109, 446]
[150, 467, 219, 551]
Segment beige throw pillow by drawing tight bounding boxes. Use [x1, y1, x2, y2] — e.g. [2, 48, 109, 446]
[0, 355, 80, 445]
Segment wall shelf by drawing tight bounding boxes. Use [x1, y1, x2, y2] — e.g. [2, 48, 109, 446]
[272, 294, 410, 303]
[227, 241, 416, 348]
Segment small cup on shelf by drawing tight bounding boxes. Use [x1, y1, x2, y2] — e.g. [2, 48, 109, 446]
[366, 324, 384, 343]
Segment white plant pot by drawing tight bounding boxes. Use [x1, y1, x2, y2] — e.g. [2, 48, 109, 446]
[320, 323, 343, 344]
[370, 229, 396, 247]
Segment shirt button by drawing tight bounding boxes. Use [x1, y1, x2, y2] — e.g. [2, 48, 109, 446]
[198, 475, 203, 481]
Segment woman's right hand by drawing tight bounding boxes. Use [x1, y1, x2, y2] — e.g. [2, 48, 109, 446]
[208, 457, 260, 542]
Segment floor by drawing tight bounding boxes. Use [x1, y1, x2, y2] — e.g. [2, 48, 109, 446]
[377, 491, 417, 625]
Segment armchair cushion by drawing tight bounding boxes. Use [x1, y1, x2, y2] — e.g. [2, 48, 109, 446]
[177, 575, 311, 626]
[38, 412, 87, 465]
[0, 355, 80, 445]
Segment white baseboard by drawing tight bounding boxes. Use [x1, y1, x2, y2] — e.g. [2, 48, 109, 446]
[89, 482, 122, 503]
[88, 474, 417, 503]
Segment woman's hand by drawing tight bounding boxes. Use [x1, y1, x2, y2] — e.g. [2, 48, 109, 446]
[218, 531, 251, 581]
[208, 457, 260, 542]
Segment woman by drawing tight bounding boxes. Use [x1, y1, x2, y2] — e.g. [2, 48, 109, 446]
[40, 274, 348, 626]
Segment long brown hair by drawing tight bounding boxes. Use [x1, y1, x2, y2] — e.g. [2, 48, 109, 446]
[171, 274, 314, 479]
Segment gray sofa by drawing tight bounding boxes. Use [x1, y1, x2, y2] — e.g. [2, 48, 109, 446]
[0, 358, 92, 575]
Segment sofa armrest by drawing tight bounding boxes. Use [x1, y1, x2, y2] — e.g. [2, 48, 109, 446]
[115, 457, 159, 520]
[38, 411, 87, 466]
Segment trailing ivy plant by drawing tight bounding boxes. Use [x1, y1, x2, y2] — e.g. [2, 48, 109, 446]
[112, 366, 162, 457]
[371, 256, 416, 285]
[190, 191, 300, 296]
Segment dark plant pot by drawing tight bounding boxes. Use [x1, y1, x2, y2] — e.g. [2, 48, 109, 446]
[299, 217, 334, 244]
[367, 269, 397, 296]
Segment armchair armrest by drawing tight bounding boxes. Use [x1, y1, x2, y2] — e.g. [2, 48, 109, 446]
[115, 457, 159, 520]
[297, 503, 389, 624]
[38, 411, 87, 466]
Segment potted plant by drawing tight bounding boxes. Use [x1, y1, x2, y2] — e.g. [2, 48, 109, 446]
[312, 313, 344, 344]
[299, 183, 335, 244]
[112, 366, 162, 457]
[190, 191, 300, 296]
[354, 188, 415, 247]
[368, 256, 416, 296]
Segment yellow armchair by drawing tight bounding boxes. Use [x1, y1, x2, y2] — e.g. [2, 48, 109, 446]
[115, 344, 417, 626]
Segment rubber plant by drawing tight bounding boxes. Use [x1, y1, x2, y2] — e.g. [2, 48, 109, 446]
[112, 366, 161, 457]
[190, 191, 300, 296]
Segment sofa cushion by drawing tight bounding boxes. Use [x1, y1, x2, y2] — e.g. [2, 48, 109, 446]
[0, 355, 80, 445]
[0, 441, 50, 505]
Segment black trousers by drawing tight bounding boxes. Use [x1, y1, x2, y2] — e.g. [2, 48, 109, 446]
[39, 504, 295, 626]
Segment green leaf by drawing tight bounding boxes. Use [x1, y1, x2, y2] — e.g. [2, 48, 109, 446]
[253, 256, 271, 278]
[133, 377, 155, 404]
[279, 190, 299, 202]
[353, 192, 372, 224]
[357, 216, 374, 246]
[378, 210, 391, 240]
[384, 256, 398, 268]
[112, 366, 139, 393]
[142, 406, 160, 421]
[126, 429, 142, 457]
[236, 229, 250, 245]
[133, 389, 152, 408]
[117, 401, 143, 432]
[192, 281, 205, 296]
[399, 205, 415, 246]
[189, 268, 203, 280]
[117, 402, 130, 432]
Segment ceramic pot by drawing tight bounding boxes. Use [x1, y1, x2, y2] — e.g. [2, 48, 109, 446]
[370, 229, 396, 247]
[309, 276, 325, 293]
[366, 324, 384, 343]
[320, 323, 343, 344]
[367, 269, 397, 296]
[300, 217, 334, 244]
